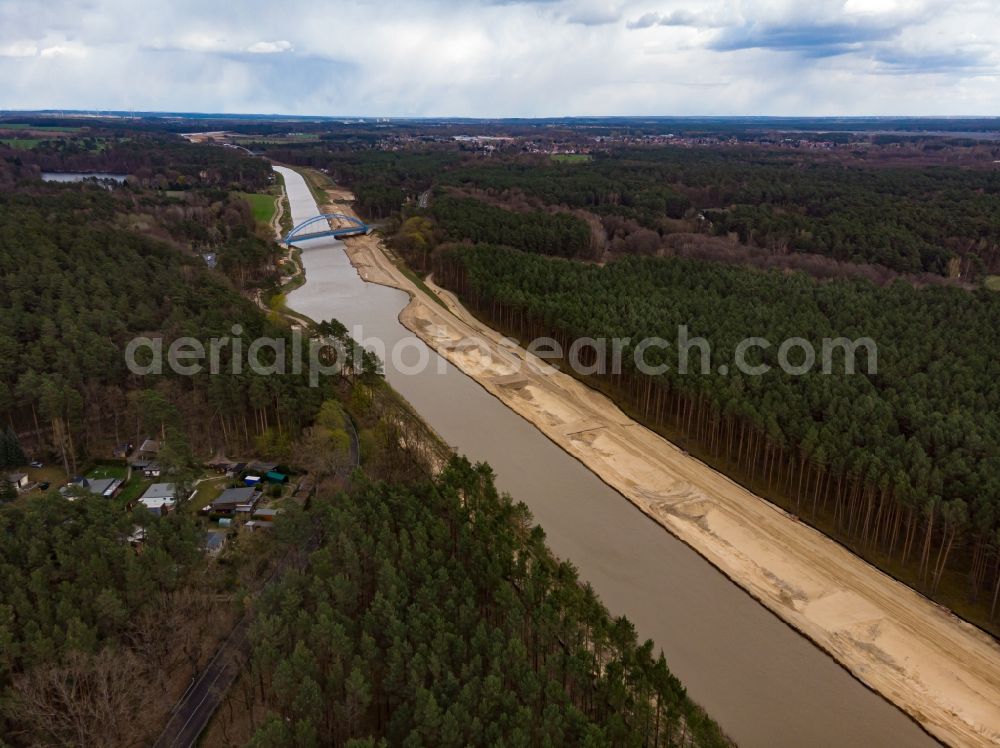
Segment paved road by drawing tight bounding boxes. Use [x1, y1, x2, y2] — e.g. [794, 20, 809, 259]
[152, 615, 251, 748]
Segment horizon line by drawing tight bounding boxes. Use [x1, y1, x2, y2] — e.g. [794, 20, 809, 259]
[2, 109, 1000, 123]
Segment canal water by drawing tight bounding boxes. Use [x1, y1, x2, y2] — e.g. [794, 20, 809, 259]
[277, 166, 936, 748]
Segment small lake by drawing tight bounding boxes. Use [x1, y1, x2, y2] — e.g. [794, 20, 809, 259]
[41, 172, 127, 184]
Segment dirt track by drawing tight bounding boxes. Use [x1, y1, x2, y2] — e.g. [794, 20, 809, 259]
[322, 193, 1000, 746]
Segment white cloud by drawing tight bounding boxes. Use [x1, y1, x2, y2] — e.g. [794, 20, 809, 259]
[39, 44, 86, 58]
[0, 0, 996, 115]
[627, 9, 725, 29]
[245, 39, 292, 54]
[0, 41, 38, 57]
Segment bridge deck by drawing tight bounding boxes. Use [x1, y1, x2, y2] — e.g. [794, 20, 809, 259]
[287, 227, 368, 243]
[283, 213, 371, 245]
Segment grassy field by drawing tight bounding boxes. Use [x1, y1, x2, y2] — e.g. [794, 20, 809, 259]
[0, 124, 82, 132]
[86, 464, 127, 480]
[118, 478, 150, 506]
[550, 153, 592, 164]
[1, 136, 107, 151]
[0, 138, 41, 150]
[985, 275, 1000, 291]
[236, 191, 279, 224]
[243, 133, 320, 145]
[190, 477, 227, 513]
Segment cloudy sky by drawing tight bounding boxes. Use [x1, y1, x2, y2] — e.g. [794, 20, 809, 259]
[1, 0, 998, 116]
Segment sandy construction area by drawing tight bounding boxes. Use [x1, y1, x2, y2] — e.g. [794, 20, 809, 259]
[321, 192, 1000, 747]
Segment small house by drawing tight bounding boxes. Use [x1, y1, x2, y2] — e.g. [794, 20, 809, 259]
[208, 460, 237, 474]
[253, 505, 281, 522]
[130, 440, 160, 469]
[211, 486, 261, 515]
[77, 477, 123, 498]
[247, 505, 281, 531]
[137, 439, 160, 457]
[204, 531, 227, 556]
[7, 473, 29, 491]
[138, 483, 176, 516]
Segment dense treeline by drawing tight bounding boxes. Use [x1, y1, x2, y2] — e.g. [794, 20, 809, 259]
[434, 245, 1000, 626]
[326, 151, 458, 218]
[0, 181, 322, 471]
[262, 147, 459, 218]
[0, 495, 203, 674]
[2, 134, 273, 191]
[441, 157, 693, 228]
[247, 458, 729, 747]
[696, 159, 1000, 276]
[440, 148, 1000, 276]
[431, 195, 593, 258]
[0, 494, 213, 744]
[0, 426, 26, 470]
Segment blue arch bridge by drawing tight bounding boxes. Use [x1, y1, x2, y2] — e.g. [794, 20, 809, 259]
[282, 213, 372, 245]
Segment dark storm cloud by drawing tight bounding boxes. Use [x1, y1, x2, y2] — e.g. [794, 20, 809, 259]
[708, 19, 900, 56]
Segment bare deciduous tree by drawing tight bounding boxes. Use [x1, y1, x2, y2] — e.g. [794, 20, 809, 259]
[8, 650, 146, 748]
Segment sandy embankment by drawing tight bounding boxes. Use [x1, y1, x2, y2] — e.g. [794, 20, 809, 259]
[320, 192, 1000, 748]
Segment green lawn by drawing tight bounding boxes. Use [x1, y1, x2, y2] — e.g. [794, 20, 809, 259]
[236, 191, 279, 224]
[550, 153, 591, 164]
[86, 464, 127, 480]
[0, 138, 41, 150]
[985, 276, 1000, 292]
[118, 478, 150, 506]
[190, 477, 227, 513]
